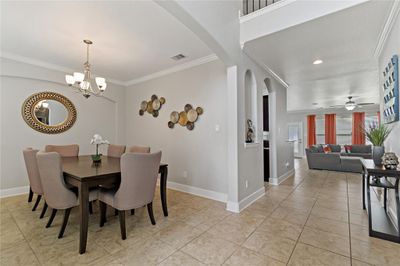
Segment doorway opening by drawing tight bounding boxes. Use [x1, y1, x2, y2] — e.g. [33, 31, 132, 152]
[288, 122, 304, 158]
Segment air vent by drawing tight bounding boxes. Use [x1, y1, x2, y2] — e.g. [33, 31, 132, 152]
[171, 54, 186, 61]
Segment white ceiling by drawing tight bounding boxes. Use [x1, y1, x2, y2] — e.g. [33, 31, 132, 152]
[244, 0, 393, 111]
[0, 1, 212, 83]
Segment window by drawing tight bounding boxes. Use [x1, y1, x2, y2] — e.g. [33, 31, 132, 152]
[316, 116, 325, 144]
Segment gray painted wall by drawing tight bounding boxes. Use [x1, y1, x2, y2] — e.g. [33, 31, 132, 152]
[125, 60, 229, 195]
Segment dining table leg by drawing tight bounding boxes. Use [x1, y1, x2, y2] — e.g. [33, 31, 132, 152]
[160, 166, 168, 217]
[78, 182, 89, 254]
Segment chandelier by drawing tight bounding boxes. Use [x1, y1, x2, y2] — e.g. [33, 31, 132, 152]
[65, 40, 107, 98]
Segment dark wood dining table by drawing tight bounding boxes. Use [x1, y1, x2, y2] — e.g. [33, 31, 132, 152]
[62, 155, 168, 254]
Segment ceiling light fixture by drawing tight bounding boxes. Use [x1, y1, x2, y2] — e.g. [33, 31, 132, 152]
[345, 96, 357, 111]
[65, 40, 107, 98]
[313, 59, 323, 65]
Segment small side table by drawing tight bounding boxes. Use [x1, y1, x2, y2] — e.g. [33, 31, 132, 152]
[361, 159, 400, 243]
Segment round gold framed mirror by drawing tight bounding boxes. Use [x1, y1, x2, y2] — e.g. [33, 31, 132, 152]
[21, 92, 77, 134]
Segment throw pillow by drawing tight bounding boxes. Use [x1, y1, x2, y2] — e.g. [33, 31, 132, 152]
[344, 145, 352, 153]
[323, 145, 332, 153]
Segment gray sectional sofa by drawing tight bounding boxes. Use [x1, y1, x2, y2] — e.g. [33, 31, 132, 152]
[305, 144, 372, 173]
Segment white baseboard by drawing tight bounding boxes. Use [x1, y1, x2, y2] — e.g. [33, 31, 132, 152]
[226, 186, 266, 213]
[269, 169, 295, 185]
[0, 186, 30, 198]
[167, 181, 228, 203]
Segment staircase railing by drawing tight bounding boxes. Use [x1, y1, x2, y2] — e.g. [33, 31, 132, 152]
[242, 0, 281, 16]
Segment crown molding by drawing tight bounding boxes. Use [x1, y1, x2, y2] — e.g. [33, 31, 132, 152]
[125, 54, 218, 86]
[0, 52, 125, 86]
[1, 52, 219, 87]
[374, 0, 400, 59]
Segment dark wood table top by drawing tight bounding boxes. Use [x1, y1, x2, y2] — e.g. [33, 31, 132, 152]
[362, 159, 400, 177]
[62, 155, 168, 181]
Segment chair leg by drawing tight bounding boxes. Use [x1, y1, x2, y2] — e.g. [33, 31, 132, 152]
[99, 201, 107, 227]
[58, 208, 72, 238]
[147, 202, 156, 225]
[89, 202, 93, 214]
[32, 195, 42, 211]
[118, 210, 126, 240]
[46, 209, 57, 228]
[131, 209, 135, 215]
[40, 202, 48, 219]
[28, 187, 33, 202]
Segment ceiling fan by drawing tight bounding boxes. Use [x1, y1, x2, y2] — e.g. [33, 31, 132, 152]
[329, 96, 375, 111]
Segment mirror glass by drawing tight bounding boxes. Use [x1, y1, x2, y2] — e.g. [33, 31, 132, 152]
[34, 100, 68, 125]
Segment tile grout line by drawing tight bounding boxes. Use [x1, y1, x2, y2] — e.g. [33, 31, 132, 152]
[6, 201, 44, 266]
[284, 172, 326, 266]
[346, 173, 353, 266]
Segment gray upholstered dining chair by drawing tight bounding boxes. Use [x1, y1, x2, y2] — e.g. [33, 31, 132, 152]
[98, 151, 162, 240]
[107, 144, 126, 158]
[125, 145, 150, 215]
[36, 151, 98, 238]
[45, 144, 79, 157]
[127, 146, 150, 154]
[23, 148, 47, 218]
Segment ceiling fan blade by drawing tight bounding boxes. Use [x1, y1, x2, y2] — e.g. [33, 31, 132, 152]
[329, 105, 345, 108]
[357, 103, 375, 106]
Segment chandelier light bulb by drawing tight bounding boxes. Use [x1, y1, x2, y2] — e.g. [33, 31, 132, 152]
[99, 82, 107, 92]
[80, 80, 91, 91]
[73, 72, 85, 84]
[65, 75, 75, 85]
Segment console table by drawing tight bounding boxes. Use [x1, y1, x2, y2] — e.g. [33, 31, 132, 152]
[361, 159, 400, 243]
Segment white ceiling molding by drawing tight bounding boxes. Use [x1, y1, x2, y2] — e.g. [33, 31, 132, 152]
[1, 74, 116, 103]
[242, 49, 289, 89]
[373, 0, 400, 58]
[0, 52, 127, 86]
[258, 62, 289, 89]
[125, 54, 218, 86]
[1, 52, 219, 87]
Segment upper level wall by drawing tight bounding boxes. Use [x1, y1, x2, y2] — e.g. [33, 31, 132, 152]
[240, 0, 369, 45]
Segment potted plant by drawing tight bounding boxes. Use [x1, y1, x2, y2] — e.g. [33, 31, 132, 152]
[363, 124, 392, 165]
[90, 134, 109, 163]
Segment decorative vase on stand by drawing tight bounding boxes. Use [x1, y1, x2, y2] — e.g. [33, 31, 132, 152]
[372, 146, 385, 166]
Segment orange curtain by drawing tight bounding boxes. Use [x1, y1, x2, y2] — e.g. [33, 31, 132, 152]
[325, 114, 336, 144]
[352, 112, 365, 145]
[307, 115, 316, 147]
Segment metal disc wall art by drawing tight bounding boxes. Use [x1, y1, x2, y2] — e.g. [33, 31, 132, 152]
[168, 104, 203, 130]
[139, 95, 165, 118]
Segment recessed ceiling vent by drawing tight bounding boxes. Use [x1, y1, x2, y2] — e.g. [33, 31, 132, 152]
[170, 54, 186, 61]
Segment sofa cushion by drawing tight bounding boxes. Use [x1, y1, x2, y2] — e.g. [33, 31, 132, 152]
[351, 145, 372, 154]
[329, 145, 341, 153]
[310, 145, 323, 153]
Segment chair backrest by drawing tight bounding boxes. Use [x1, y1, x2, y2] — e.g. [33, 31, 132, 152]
[22, 148, 43, 195]
[127, 146, 150, 154]
[107, 144, 126, 158]
[36, 151, 77, 210]
[44, 144, 79, 157]
[114, 151, 161, 210]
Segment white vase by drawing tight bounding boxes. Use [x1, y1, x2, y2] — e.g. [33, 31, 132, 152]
[373, 146, 385, 166]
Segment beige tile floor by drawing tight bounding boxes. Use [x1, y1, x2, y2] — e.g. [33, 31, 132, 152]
[1, 159, 400, 265]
